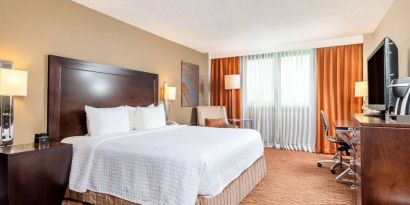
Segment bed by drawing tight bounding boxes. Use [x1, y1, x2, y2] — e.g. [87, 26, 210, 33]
[47, 55, 266, 205]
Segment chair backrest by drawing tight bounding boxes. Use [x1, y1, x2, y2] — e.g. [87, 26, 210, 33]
[197, 106, 229, 126]
[320, 110, 338, 142]
[320, 110, 329, 137]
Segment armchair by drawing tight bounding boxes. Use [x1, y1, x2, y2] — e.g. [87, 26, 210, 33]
[196, 106, 237, 128]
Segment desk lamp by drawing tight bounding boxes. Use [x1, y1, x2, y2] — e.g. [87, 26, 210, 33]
[355, 81, 368, 113]
[0, 67, 28, 146]
[224, 74, 240, 118]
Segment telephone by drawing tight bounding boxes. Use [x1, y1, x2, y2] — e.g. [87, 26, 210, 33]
[34, 133, 49, 144]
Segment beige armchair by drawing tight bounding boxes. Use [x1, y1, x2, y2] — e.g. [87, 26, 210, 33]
[196, 106, 237, 128]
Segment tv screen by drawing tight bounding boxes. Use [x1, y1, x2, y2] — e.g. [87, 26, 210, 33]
[368, 44, 385, 105]
[367, 37, 398, 111]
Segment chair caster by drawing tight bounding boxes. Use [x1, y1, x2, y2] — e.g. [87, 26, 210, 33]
[317, 163, 322, 167]
[350, 185, 357, 190]
[331, 169, 336, 174]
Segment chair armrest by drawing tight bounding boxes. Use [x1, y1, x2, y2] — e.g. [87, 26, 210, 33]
[223, 124, 238, 128]
[335, 129, 354, 135]
[166, 121, 179, 125]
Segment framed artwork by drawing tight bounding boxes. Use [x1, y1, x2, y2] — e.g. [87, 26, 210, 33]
[181, 61, 199, 107]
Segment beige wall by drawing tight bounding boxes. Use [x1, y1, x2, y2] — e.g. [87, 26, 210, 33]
[0, 0, 208, 144]
[363, 0, 410, 79]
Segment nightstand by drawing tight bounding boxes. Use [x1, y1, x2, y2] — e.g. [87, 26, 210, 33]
[0, 142, 72, 205]
[228, 118, 254, 129]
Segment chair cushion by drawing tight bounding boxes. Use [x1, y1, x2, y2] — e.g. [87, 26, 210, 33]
[205, 118, 225, 128]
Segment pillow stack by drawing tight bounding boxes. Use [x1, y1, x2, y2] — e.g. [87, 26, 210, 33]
[85, 104, 166, 136]
[85, 106, 130, 136]
[126, 104, 155, 130]
[127, 104, 166, 130]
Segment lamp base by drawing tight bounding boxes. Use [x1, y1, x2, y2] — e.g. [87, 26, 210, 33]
[0, 138, 13, 147]
[0, 96, 14, 146]
[362, 96, 369, 113]
[164, 100, 170, 122]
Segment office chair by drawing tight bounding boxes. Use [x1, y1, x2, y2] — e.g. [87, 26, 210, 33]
[317, 110, 351, 174]
[335, 133, 357, 185]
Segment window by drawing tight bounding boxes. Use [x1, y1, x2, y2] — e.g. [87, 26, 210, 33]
[280, 54, 312, 106]
[245, 57, 276, 106]
[241, 50, 316, 151]
[243, 51, 313, 107]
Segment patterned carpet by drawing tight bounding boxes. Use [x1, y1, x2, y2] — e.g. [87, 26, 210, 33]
[240, 148, 354, 205]
[63, 148, 354, 205]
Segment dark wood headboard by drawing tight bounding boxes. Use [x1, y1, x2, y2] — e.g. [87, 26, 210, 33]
[47, 55, 158, 142]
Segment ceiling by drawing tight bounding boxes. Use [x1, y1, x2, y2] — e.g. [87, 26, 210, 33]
[72, 0, 394, 55]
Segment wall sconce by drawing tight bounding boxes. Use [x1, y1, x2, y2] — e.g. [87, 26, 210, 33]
[163, 82, 176, 122]
[0, 60, 28, 146]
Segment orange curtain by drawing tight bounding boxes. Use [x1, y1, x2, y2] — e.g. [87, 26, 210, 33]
[211, 57, 241, 123]
[316, 44, 363, 154]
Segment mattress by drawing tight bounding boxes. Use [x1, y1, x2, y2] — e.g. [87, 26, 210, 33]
[65, 155, 267, 205]
[62, 125, 264, 205]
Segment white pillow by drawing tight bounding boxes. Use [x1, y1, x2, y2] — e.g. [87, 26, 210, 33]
[85, 106, 130, 136]
[134, 104, 166, 130]
[126, 104, 154, 130]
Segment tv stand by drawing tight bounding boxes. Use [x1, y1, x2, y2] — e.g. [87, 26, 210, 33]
[363, 110, 385, 117]
[352, 113, 410, 204]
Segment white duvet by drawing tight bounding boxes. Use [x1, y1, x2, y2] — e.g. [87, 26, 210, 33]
[62, 125, 264, 205]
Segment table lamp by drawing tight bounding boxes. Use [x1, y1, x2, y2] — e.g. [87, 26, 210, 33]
[224, 74, 240, 117]
[163, 82, 176, 121]
[0, 68, 28, 146]
[355, 81, 368, 112]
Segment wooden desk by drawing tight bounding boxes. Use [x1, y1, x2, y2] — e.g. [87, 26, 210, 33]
[352, 113, 410, 205]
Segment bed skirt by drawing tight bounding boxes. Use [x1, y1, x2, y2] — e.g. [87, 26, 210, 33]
[65, 155, 266, 205]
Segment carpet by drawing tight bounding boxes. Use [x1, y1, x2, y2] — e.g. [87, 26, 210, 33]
[240, 148, 354, 205]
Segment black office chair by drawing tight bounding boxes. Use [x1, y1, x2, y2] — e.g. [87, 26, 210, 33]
[317, 110, 351, 174]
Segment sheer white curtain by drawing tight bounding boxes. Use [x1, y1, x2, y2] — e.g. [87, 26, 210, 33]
[241, 50, 316, 152]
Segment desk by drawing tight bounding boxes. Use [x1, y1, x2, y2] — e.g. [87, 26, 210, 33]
[351, 113, 410, 205]
[333, 119, 354, 130]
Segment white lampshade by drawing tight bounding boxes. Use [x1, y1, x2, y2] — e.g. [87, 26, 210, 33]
[0, 69, 28, 96]
[164, 86, 176, 100]
[225, 74, 240, 90]
[355, 81, 368, 97]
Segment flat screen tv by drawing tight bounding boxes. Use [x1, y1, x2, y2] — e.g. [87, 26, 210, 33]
[367, 37, 398, 111]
